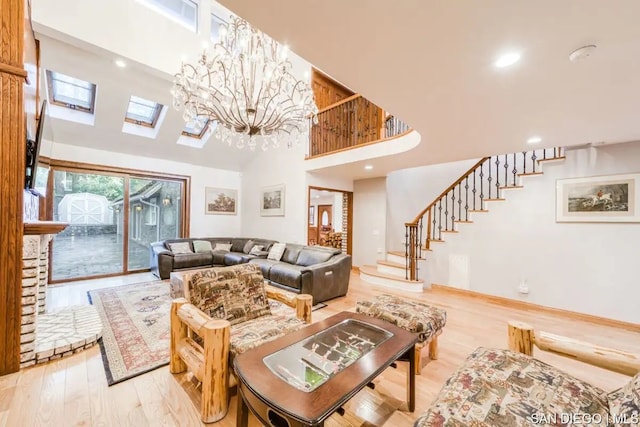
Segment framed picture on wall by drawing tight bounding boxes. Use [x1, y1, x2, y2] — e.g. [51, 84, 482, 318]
[261, 184, 285, 216]
[309, 205, 315, 225]
[205, 187, 237, 215]
[556, 173, 640, 222]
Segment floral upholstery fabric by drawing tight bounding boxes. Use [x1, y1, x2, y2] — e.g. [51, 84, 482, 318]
[188, 264, 271, 326]
[356, 294, 446, 343]
[229, 313, 305, 356]
[608, 372, 640, 426]
[414, 347, 610, 427]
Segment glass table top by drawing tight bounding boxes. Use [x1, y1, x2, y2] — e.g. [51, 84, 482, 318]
[263, 318, 393, 392]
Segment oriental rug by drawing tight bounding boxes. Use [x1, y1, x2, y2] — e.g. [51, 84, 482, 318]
[88, 280, 171, 386]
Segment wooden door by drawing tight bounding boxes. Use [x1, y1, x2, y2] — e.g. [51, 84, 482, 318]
[317, 204, 333, 246]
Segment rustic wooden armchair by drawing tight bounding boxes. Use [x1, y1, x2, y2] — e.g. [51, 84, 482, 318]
[169, 264, 312, 423]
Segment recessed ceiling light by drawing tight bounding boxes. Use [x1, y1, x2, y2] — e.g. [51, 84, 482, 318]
[364, 165, 373, 170]
[527, 136, 542, 144]
[494, 52, 521, 68]
[115, 59, 127, 68]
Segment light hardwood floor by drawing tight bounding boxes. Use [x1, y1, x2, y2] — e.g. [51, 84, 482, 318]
[1, 272, 639, 426]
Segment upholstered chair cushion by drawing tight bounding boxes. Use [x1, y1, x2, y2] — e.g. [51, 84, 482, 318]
[168, 242, 193, 254]
[414, 347, 610, 427]
[193, 240, 213, 253]
[608, 372, 640, 426]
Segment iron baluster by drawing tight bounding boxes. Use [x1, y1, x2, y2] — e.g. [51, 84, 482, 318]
[472, 169, 477, 210]
[432, 207, 437, 241]
[479, 162, 485, 209]
[404, 225, 409, 280]
[512, 153, 517, 186]
[437, 200, 443, 240]
[522, 151, 527, 174]
[418, 217, 423, 259]
[444, 192, 449, 231]
[458, 183, 462, 221]
[487, 158, 493, 199]
[495, 156, 501, 195]
[531, 150, 538, 173]
[503, 154, 508, 188]
[464, 176, 469, 221]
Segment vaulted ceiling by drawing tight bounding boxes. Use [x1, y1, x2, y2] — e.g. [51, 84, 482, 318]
[34, 1, 640, 178]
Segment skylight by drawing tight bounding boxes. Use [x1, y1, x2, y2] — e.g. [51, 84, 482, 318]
[138, 0, 198, 31]
[125, 96, 163, 127]
[181, 116, 210, 138]
[46, 70, 96, 113]
[210, 13, 225, 41]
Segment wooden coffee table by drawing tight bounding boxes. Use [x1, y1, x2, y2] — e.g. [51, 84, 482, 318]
[234, 311, 417, 427]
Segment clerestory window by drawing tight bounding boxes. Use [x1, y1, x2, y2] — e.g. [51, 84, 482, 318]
[138, 0, 198, 31]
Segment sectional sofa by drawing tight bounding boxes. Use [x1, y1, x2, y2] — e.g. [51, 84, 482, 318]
[150, 237, 352, 303]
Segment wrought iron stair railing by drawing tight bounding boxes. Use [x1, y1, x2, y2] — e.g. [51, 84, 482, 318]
[404, 147, 564, 280]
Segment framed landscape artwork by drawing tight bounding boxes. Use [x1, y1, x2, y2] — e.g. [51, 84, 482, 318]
[261, 184, 285, 216]
[205, 187, 237, 215]
[556, 173, 640, 222]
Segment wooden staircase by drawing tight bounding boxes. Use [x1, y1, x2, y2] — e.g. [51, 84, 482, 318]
[359, 148, 565, 290]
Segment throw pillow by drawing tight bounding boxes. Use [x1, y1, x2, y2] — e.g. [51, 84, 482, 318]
[193, 240, 213, 253]
[168, 242, 193, 254]
[608, 372, 640, 426]
[267, 242, 286, 261]
[243, 240, 256, 254]
[213, 243, 232, 252]
[249, 245, 265, 255]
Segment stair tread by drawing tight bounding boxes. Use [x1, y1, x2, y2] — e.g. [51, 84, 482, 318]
[441, 230, 459, 233]
[499, 185, 524, 189]
[377, 260, 405, 268]
[538, 156, 566, 163]
[387, 250, 426, 260]
[360, 265, 423, 283]
[517, 172, 544, 176]
[484, 198, 506, 201]
[428, 239, 445, 243]
[454, 220, 473, 223]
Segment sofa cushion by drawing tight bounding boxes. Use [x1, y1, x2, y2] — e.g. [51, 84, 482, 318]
[356, 294, 446, 343]
[281, 244, 303, 264]
[173, 253, 213, 269]
[243, 240, 256, 254]
[193, 240, 213, 253]
[211, 250, 227, 265]
[267, 243, 286, 261]
[414, 347, 610, 427]
[187, 264, 271, 326]
[230, 313, 306, 356]
[213, 243, 232, 252]
[231, 238, 249, 253]
[608, 372, 640, 426]
[249, 245, 265, 255]
[296, 246, 339, 267]
[248, 258, 281, 279]
[224, 252, 255, 265]
[168, 242, 193, 254]
[268, 263, 305, 290]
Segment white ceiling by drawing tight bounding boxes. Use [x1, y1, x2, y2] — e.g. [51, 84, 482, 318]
[35, 1, 640, 179]
[219, 0, 640, 169]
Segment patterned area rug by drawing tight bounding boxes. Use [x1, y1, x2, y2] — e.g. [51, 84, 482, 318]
[88, 281, 171, 386]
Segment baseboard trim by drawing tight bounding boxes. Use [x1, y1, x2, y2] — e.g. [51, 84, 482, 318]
[431, 283, 640, 333]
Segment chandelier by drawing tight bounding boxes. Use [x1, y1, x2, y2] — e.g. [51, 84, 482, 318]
[171, 16, 319, 151]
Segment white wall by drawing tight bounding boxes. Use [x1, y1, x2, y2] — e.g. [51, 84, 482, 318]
[43, 141, 242, 237]
[333, 192, 343, 232]
[385, 158, 479, 251]
[240, 143, 353, 243]
[394, 141, 640, 323]
[353, 178, 387, 267]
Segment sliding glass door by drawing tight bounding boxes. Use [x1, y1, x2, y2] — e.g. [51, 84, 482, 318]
[49, 163, 189, 282]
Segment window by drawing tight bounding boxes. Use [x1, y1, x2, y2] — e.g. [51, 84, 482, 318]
[46, 70, 97, 113]
[125, 96, 163, 127]
[181, 116, 210, 138]
[210, 13, 226, 41]
[139, 0, 198, 31]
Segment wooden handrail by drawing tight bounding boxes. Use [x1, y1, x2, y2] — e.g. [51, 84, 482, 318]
[411, 157, 490, 224]
[315, 93, 362, 115]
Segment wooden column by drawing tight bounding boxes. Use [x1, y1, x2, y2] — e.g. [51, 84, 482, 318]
[0, 0, 26, 376]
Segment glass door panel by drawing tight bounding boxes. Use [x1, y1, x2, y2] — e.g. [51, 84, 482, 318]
[128, 178, 182, 271]
[51, 170, 125, 281]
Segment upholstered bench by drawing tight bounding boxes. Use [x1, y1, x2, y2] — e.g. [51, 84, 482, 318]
[356, 294, 447, 374]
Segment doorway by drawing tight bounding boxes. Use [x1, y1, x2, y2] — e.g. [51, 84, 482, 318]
[307, 186, 353, 254]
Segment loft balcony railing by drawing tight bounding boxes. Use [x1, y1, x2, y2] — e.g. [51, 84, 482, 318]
[404, 147, 565, 281]
[308, 94, 410, 157]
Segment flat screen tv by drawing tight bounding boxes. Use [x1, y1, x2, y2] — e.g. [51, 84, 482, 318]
[25, 100, 48, 196]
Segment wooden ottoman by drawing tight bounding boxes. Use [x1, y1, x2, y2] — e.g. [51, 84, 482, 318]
[356, 294, 447, 374]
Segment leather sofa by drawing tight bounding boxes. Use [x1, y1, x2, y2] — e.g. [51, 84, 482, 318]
[150, 237, 277, 280]
[151, 238, 352, 304]
[249, 243, 351, 304]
